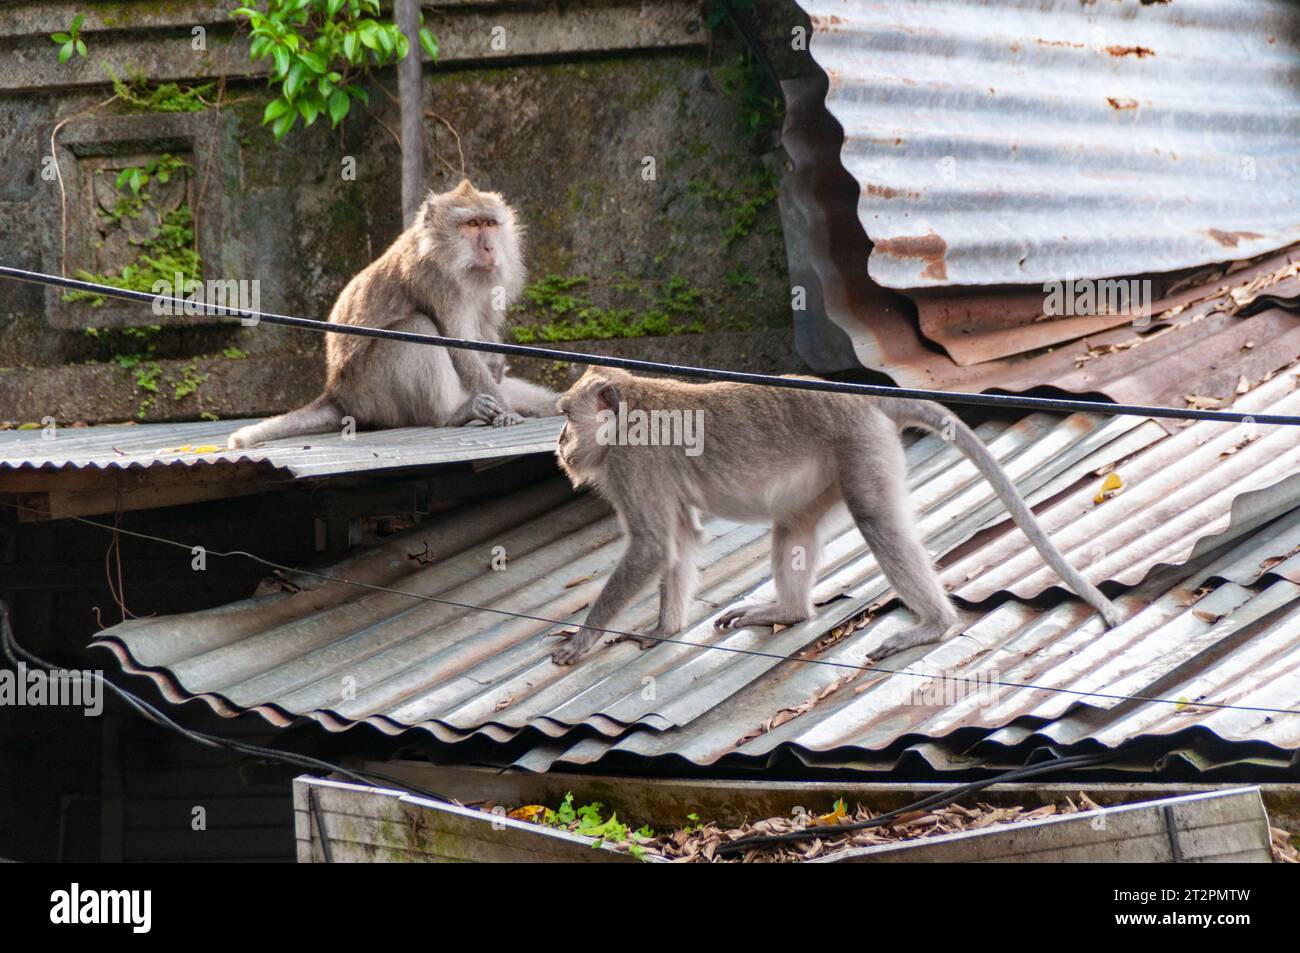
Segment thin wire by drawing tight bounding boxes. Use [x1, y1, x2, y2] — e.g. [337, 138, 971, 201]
[0, 596, 1130, 861]
[0, 600, 449, 804]
[1, 264, 1297, 427]
[5, 497, 1298, 719]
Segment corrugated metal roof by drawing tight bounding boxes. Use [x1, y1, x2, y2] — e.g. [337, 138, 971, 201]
[779, 74, 1300, 403]
[0, 416, 564, 480]
[798, 0, 1300, 289]
[92, 408, 1147, 733]
[90, 370, 1300, 774]
[514, 511, 1300, 774]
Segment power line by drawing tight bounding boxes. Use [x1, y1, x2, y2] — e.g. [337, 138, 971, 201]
[3, 497, 1297, 719]
[0, 596, 1137, 862]
[0, 600, 449, 806]
[1, 264, 1297, 427]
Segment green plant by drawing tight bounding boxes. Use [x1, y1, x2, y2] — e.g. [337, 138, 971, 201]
[538, 793, 655, 859]
[51, 14, 88, 63]
[234, 0, 439, 140]
[65, 153, 203, 319]
[109, 67, 213, 114]
[707, 1, 783, 139]
[113, 153, 189, 206]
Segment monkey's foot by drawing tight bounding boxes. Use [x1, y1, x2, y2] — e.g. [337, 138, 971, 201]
[468, 393, 506, 423]
[715, 601, 810, 630]
[227, 427, 258, 449]
[616, 629, 666, 651]
[871, 623, 949, 660]
[550, 630, 597, 665]
[491, 411, 525, 428]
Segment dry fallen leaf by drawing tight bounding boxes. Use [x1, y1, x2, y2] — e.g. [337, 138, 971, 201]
[507, 804, 547, 823]
[1094, 471, 1123, 504]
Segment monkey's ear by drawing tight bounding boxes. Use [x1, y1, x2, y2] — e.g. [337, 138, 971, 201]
[594, 381, 620, 412]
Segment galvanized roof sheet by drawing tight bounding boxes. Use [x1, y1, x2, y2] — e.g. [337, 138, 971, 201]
[90, 373, 1300, 775]
[93, 408, 1146, 732]
[516, 511, 1300, 774]
[778, 74, 1300, 403]
[0, 416, 564, 480]
[798, 0, 1300, 289]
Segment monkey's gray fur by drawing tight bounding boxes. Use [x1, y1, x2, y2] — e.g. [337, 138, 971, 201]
[228, 179, 556, 449]
[551, 367, 1123, 665]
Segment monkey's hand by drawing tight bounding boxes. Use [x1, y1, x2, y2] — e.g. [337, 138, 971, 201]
[550, 628, 598, 665]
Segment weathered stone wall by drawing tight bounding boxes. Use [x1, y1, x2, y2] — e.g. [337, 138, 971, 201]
[0, 0, 812, 425]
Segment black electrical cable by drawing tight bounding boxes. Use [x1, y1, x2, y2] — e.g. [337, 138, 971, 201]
[0, 595, 1146, 862]
[715, 747, 1136, 856]
[2, 264, 1296, 427]
[0, 600, 450, 805]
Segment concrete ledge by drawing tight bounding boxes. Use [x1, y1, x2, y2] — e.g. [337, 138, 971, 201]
[0, 0, 708, 91]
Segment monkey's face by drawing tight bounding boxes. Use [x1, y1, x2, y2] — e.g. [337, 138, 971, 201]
[554, 381, 613, 487]
[458, 215, 501, 273]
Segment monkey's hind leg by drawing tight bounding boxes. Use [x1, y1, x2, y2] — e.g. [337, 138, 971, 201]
[227, 395, 343, 449]
[840, 449, 959, 660]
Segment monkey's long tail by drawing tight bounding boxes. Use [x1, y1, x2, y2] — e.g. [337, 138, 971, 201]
[226, 395, 343, 449]
[880, 399, 1125, 628]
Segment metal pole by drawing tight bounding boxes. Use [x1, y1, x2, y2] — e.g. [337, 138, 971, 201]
[396, 0, 425, 227]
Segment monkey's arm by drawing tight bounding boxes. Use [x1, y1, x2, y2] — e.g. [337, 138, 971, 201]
[552, 524, 669, 664]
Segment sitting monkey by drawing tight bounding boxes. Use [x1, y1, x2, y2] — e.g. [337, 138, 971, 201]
[550, 367, 1124, 665]
[228, 179, 556, 448]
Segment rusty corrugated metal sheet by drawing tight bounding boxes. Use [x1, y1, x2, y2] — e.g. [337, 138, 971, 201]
[89, 365, 1300, 773]
[797, 0, 1300, 289]
[780, 74, 1300, 407]
[0, 416, 564, 480]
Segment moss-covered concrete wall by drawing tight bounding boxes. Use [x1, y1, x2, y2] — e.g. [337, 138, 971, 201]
[0, 0, 813, 425]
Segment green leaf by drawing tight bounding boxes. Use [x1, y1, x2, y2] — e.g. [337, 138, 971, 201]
[327, 0, 345, 17]
[271, 45, 290, 77]
[262, 97, 291, 123]
[75, 39, 86, 58]
[297, 93, 321, 126]
[342, 31, 359, 61]
[344, 84, 368, 105]
[299, 50, 328, 74]
[419, 28, 439, 61]
[271, 109, 297, 141]
[71, 13, 84, 33]
[284, 61, 307, 98]
[51, 33, 71, 43]
[327, 89, 349, 126]
[58, 41, 72, 63]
